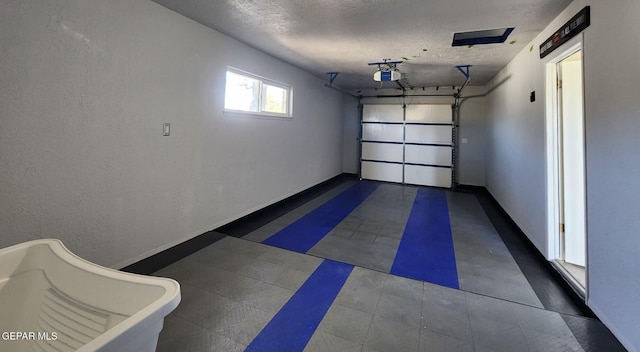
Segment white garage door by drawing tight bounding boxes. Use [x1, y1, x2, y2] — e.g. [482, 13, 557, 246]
[360, 104, 453, 188]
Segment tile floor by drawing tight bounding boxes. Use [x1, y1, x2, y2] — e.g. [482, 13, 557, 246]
[154, 180, 626, 352]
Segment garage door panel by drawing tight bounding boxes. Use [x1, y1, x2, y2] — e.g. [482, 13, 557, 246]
[362, 143, 403, 163]
[361, 104, 453, 188]
[404, 165, 451, 188]
[405, 145, 452, 166]
[405, 125, 452, 144]
[405, 104, 452, 123]
[361, 162, 403, 183]
[362, 124, 404, 142]
[363, 104, 404, 122]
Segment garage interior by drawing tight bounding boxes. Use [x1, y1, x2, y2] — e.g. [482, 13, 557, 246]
[1, 0, 639, 351]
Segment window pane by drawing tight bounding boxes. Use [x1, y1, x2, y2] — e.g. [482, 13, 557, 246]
[262, 83, 288, 114]
[225, 71, 260, 112]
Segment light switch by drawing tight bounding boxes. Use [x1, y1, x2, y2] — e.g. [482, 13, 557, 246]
[462, 138, 468, 144]
[163, 123, 170, 136]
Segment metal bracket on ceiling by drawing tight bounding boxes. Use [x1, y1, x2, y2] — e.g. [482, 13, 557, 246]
[455, 65, 472, 79]
[368, 60, 403, 71]
[327, 72, 340, 86]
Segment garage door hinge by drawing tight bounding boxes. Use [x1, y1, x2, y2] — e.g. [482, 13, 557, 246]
[560, 223, 565, 233]
[557, 79, 562, 89]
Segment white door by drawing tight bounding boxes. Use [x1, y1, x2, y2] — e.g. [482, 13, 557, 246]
[361, 104, 453, 187]
[558, 50, 586, 267]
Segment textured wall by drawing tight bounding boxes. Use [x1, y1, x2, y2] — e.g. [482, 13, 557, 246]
[0, 0, 344, 268]
[484, 1, 640, 350]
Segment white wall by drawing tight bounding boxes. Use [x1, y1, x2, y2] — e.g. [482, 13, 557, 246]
[347, 86, 486, 186]
[457, 86, 486, 186]
[484, 1, 640, 350]
[0, 0, 345, 268]
[342, 98, 360, 174]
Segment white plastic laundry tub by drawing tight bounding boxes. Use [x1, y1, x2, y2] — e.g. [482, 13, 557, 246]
[0, 239, 180, 352]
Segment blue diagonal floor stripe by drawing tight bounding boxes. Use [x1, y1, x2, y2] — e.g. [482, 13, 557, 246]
[390, 187, 459, 289]
[262, 181, 379, 253]
[245, 259, 354, 352]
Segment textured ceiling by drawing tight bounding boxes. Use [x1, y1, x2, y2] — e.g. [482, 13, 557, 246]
[152, 0, 572, 89]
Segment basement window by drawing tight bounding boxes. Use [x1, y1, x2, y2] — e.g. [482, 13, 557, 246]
[224, 67, 292, 118]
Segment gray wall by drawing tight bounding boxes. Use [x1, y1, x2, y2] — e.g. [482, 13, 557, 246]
[343, 86, 486, 186]
[484, 1, 640, 350]
[0, 0, 345, 268]
[342, 98, 360, 174]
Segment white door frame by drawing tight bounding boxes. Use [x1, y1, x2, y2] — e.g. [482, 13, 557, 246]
[544, 34, 587, 296]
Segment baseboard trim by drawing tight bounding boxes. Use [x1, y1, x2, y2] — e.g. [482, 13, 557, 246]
[122, 230, 226, 275]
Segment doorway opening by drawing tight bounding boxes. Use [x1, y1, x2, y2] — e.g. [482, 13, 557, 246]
[545, 40, 587, 298]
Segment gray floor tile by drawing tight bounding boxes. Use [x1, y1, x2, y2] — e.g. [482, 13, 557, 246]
[446, 192, 495, 227]
[421, 301, 473, 343]
[470, 315, 531, 352]
[308, 235, 398, 273]
[376, 292, 423, 327]
[383, 275, 424, 302]
[209, 303, 273, 345]
[419, 330, 475, 352]
[365, 315, 420, 352]
[169, 283, 238, 327]
[232, 281, 293, 314]
[304, 331, 363, 352]
[328, 227, 356, 239]
[316, 304, 374, 344]
[457, 260, 535, 288]
[334, 283, 384, 315]
[256, 246, 323, 272]
[423, 281, 468, 313]
[475, 346, 503, 352]
[187, 245, 255, 273]
[448, 192, 544, 308]
[361, 346, 384, 352]
[307, 183, 415, 274]
[157, 316, 217, 352]
[153, 182, 614, 352]
[511, 304, 575, 338]
[461, 277, 543, 308]
[465, 293, 520, 324]
[242, 228, 278, 242]
[344, 267, 388, 291]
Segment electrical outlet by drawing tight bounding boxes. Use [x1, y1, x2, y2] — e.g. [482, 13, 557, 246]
[462, 138, 468, 144]
[163, 123, 170, 136]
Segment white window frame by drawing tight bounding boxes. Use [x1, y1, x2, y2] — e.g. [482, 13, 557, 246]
[224, 67, 293, 118]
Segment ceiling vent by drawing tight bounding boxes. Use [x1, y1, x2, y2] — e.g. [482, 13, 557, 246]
[452, 28, 514, 46]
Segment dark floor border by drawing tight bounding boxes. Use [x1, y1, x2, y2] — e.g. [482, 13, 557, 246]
[468, 187, 631, 352]
[216, 173, 357, 237]
[122, 173, 356, 275]
[469, 185, 595, 318]
[122, 230, 227, 275]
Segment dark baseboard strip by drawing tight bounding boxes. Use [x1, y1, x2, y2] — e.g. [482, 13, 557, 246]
[122, 230, 226, 275]
[455, 184, 484, 192]
[216, 173, 356, 237]
[473, 187, 596, 318]
[122, 173, 356, 275]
